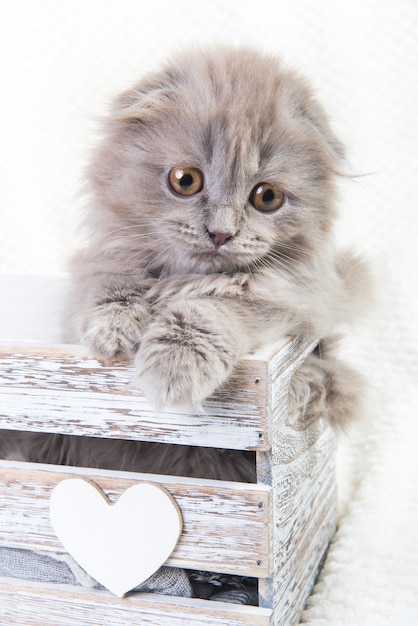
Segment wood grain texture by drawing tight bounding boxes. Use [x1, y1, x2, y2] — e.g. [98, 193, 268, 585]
[0, 460, 270, 577]
[0, 335, 338, 626]
[0, 579, 273, 626]
[255, 338, 337, 624]
[0, 345, 269, 451]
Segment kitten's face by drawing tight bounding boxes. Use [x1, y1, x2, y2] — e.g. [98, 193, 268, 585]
[89, 48, 343, 276]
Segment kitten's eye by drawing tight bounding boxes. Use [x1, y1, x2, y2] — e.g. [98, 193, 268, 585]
[250, 182, 285, 213]
[168, 166, 204, 196]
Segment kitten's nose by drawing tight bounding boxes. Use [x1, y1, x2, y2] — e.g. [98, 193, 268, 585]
[207, 230, 233, 248]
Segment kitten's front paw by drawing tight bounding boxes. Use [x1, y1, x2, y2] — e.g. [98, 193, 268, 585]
[82, 300, 150, 361]
[134, 302, 238, 408]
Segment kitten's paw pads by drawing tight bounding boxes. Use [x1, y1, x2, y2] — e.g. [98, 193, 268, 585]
[134, 308, 236, 407]
[83, 301, 150, 361]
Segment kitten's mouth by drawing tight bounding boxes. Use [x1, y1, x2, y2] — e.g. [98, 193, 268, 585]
[190, 247, 232, 272]
[192, 244, 255, 274]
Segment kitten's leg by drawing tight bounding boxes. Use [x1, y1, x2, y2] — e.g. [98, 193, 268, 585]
[135, 298, 250, 408]
[80, 287, 151, 361]
[288, 340, 366, 430]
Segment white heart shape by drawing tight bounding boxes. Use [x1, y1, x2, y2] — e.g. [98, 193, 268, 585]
[50, 478, 182, 597]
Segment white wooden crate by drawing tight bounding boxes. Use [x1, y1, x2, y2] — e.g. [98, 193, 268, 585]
[0, 336, 337, 626]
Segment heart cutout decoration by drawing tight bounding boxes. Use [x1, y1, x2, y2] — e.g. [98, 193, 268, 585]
[50, 478, 183, 597]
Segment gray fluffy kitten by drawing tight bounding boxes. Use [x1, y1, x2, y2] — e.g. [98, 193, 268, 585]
[3, 47, 370, 481]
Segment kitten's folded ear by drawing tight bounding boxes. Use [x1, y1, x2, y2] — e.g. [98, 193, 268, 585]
[301, 98, 346, 167]
[110, 70, 179, 124]
[285, 73, 346, 171]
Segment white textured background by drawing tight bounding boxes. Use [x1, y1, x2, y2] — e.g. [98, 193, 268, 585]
[1, 1, 417, 625]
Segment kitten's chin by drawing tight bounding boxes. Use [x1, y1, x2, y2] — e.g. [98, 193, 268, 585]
[186, 252, 244, 275]
[158, 244, 256, 275]
[155, 249, 229, 275]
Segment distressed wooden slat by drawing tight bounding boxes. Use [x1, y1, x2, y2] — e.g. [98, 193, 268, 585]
[0, 344, 272, 451]
[0, 338, 316, 452]
[0, 579, 273, 626]
[268, 433, 337, 622]
[0, 460, 270, 578]
[0, 331, 338, 626]
[255, 344, 337, 624]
